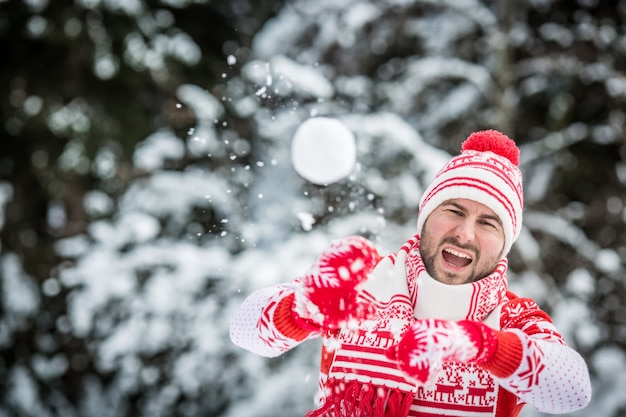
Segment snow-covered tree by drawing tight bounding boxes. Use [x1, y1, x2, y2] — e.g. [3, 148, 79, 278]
[2, 0, 625, 416]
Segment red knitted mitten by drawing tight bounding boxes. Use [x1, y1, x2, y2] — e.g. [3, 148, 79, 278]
[385, 319, 498, 384]
[293, 235, 381, 330]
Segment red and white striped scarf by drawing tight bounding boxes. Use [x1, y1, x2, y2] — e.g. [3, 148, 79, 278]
[307, 234, 508, 417]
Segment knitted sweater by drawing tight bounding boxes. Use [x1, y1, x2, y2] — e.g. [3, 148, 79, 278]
[230, 235, 591, 416]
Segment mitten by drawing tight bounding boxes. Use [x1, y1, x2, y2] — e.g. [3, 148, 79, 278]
[293, 235, 381, 330]
[385, 319, 498, 384]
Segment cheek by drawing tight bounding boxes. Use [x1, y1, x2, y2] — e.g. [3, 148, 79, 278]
[480, 234, 505, 259]
[425, 217, 453, 238]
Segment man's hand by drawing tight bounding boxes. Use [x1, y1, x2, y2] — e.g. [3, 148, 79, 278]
[385, 319, 498, 384]
[293, 235, 381, 330]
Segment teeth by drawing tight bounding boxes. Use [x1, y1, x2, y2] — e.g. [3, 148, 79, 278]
[445, 248, 471, 259]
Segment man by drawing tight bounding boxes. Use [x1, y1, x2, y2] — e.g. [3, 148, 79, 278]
[230, 130, 591, 417]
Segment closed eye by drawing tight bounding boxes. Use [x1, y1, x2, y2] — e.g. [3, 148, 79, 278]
[479, 220, 497, 228]
[479, 217, 502, 230]
[446, 208, 464, 217]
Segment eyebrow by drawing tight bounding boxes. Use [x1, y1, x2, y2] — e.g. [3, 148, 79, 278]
[442, 200, 503, 226]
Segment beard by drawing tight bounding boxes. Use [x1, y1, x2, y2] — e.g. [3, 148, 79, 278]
[420, 230, 498, 285]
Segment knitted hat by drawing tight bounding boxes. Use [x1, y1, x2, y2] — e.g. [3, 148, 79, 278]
[416, 130, 523, 256]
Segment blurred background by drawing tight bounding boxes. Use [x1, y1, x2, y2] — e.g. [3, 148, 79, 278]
[1, 0, 626, 416]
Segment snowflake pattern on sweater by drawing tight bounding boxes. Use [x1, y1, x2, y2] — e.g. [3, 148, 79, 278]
[229, 237, 591, 417]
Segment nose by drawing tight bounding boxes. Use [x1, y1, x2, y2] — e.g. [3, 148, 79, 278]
[455, 220, 475, 243]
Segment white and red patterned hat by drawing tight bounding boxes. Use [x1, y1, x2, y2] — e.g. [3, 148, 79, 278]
[416, 130, 523, 256]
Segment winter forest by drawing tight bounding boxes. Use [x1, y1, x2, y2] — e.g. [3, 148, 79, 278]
[1, 0, 626, 416]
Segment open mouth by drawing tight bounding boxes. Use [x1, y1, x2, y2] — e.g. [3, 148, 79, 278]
[442, 248, 472, 268]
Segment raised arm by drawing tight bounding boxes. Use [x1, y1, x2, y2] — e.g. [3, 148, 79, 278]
[485, 294, 592, 413]
[386, 293, 591, 414]
[230, 235, 381, 358]
[229, 283, 317, 358]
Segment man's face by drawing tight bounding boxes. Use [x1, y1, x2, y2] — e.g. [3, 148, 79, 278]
[419, 198, 505, 285]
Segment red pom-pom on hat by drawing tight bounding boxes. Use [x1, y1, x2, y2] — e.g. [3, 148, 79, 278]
[461, 130, 520, 166]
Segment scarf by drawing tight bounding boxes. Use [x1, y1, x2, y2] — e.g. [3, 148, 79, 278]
[306, 235, 509, 417]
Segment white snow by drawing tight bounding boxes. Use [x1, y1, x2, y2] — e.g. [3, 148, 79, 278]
[243, 56, 335, 99]
[1, 254, 40, 317]
[1, 1, 618, 416]
[133, 130, 185, 172]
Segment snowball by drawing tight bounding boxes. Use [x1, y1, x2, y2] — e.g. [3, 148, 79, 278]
[290, 117, 356, 185]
